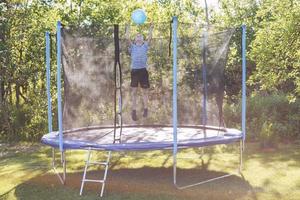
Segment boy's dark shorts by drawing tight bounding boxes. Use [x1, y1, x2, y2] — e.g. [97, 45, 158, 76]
[130, 68, 150, 89]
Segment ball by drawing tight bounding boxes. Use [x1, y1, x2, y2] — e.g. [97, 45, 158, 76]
[131, 9, 147, 25]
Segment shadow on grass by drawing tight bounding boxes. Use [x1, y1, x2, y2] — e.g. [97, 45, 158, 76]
[244, 142, 300, 168]
[11, 167, 258, 200]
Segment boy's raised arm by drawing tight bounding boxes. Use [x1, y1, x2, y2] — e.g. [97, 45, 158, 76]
[147, 23, 154, 44]
[126, 24, 132, 46]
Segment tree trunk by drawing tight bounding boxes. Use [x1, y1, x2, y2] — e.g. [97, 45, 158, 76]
[0, 0, 8, 104]
[0, 66, 2, 103]
[15, 83, 20, 108]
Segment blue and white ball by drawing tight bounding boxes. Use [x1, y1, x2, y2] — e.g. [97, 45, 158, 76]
[131, 9, 147, 25]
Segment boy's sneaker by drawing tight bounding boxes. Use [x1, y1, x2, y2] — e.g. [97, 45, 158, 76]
[143, 108, 148, 118]
[131, 110, 138, 121]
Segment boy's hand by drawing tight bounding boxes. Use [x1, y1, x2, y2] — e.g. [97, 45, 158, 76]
[147, 22, 154, 44]
[125, 24, 130, 37]
[126, 24, 132, 45]
[150, 22, 154, 30]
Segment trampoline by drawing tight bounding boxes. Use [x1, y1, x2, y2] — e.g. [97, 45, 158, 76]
[42, 17, 247, 197]
[42, 126, 242, 151]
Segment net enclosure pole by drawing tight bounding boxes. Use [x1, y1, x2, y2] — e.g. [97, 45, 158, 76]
[172, 16, 178, 185]
[202, 29, 208, 135]
[202, 0, 210, 130]
[56, 21, 63, 152]
[46, 31, 56, 177]
[113, 24, 122, 143]
[241, 25, 247, 143]
[113, 24, 118, 143]
[45, 31, 52, 133]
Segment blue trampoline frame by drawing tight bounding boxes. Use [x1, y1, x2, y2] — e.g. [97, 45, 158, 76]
[44, 16, 247, 196]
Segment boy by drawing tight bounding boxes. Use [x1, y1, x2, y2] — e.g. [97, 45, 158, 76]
[126, 25, 153, 121]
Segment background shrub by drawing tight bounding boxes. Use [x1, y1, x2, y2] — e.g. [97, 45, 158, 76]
[224, 94, 300, 147]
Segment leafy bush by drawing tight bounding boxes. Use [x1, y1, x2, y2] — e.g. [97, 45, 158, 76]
[224, 94, 300, 147]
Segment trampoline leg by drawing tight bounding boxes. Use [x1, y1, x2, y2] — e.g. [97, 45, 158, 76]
[200, 147, 205, 157]
[52, 148, 55, 168]
[80, 149, 111, 197]
[51, 147, 66, 185]
[239, 140, 243, 174]
[173, 141, 244, 189]
[62, 151, 66, 183]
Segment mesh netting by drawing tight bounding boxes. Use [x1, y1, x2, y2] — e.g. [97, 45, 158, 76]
[61, 26, 115, 129]
[61, 22, 235, 131]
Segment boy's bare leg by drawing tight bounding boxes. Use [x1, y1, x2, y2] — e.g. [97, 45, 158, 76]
[131, 87, 138, 109]
[131, 87, 138, 121]
[142, 88, 148, 117]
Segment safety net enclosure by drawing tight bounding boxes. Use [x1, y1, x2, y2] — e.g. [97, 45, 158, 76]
[42, 17, 247, 197]
[43, 21, 241, 145]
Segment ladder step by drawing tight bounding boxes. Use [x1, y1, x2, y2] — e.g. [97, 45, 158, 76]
[86, 161, 108, 165]
[83, 179, 105, 183]
[80, 150, 112, 197]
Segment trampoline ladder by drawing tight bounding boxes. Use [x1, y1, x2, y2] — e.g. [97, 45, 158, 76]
[80, 149, 111, 197]
[51, 148, 66, 185]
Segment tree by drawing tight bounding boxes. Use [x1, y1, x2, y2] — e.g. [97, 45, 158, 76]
[249, 0, 300, 101]
[213, 0, 259, 101]
[0, 0, 60, 141]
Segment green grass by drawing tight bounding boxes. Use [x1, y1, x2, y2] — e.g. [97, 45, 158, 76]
[0, 142, 300, 200]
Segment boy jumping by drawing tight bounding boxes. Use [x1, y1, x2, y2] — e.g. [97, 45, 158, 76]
[126, 25, 153, 121]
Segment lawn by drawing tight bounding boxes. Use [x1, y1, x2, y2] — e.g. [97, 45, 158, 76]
[0, 141, 300, 200]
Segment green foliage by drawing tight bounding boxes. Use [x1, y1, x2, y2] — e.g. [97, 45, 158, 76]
[224, 94, 300, 147]
[0, 0, 299, 142]
[259, 120, 278, 148]
[249, 0, 300, 100]
[0, 1, 59, 141]
[213, 0, 259, 102]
